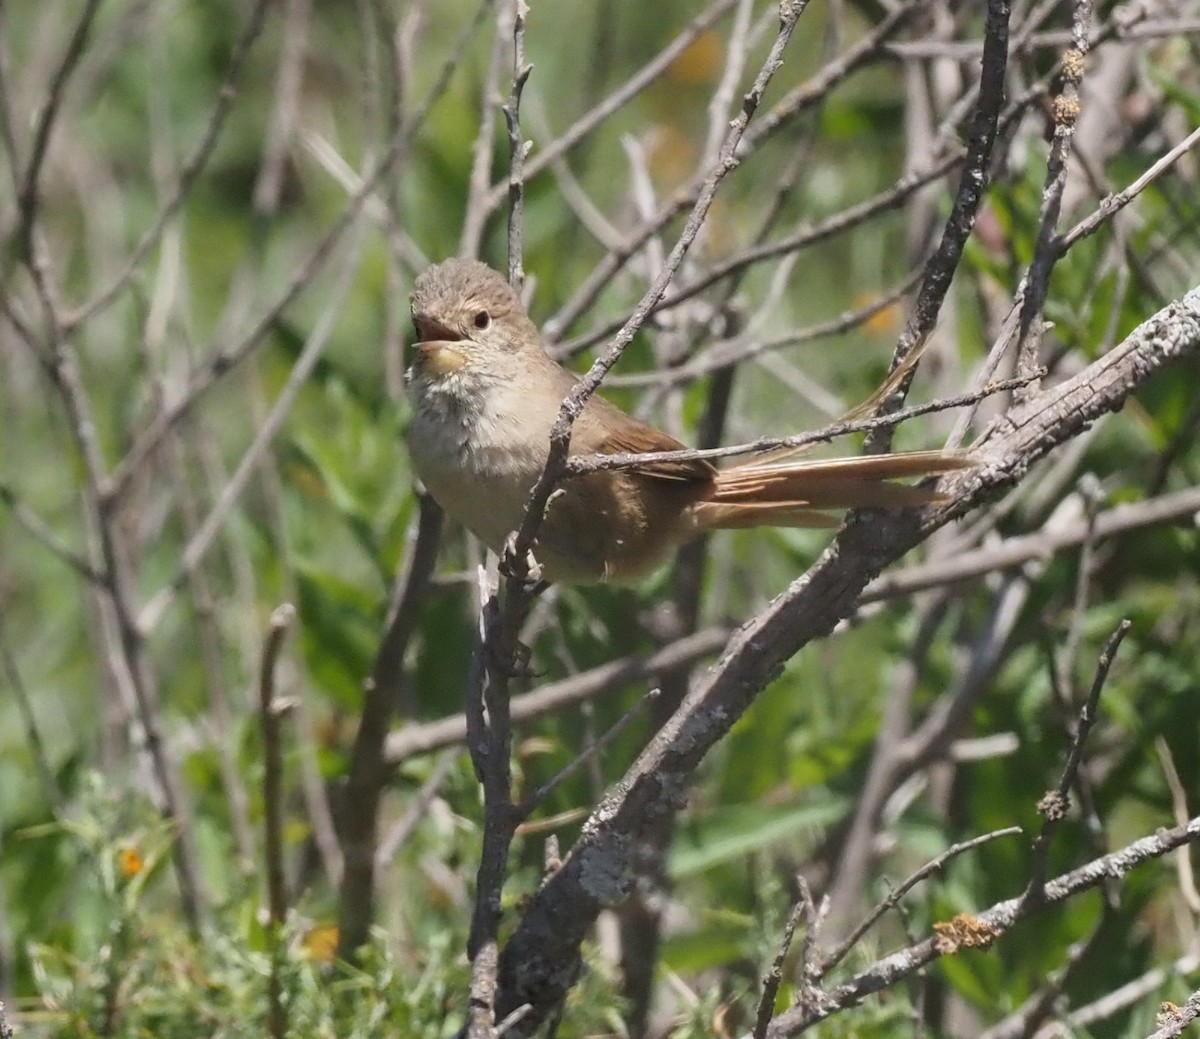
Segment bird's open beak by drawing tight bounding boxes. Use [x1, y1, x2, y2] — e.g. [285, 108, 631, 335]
[413, 315, 467, 377]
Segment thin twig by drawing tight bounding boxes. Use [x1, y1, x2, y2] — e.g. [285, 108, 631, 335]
[602, 271, 924, 390]
[459, 9, 509, 258]
[478, 0, 739, 215]
[0, 481, 104, 584]
[504, 0, 532, 287]
[0, 615, 61, 807]
[979, 918, 1109, 1039]
[466, 559, 517, 1039]
[495, 1002, 534, 1038]
[863, 0, 1011, 453]
[253, 0, 311, 214]
[1039, 953, 1200, 1038]
[819, 826, 1024, 979]
[564, 373, 1038, 476]
[43, 340, 207, 930]
[1011, 0, 1094, 400]
[1055, 475, 1104, 701]
[1023, 619, 1132, 903]
[1056, 124, 1200, 255]
[820, 598, 954, 936]
[1155, 737, 1200, 916]
[375, 749, 460, 870]
[0, 4, 24, 200]
[259, 603, 296, 1039]
[754, 881, 815, 1039]
[743, 0, 920, 152]
[517, 687, 661, 819]
[165, 431, 257, 870]
[16, 0, 103, 260]
[555, 142, 960, 358]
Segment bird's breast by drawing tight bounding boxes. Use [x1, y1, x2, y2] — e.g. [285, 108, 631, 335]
[407, 380, 555, 554]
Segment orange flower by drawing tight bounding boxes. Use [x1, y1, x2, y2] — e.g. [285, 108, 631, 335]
[118, 846, 144, 878]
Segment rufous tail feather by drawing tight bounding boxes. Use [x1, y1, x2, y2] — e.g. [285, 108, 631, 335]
[693, 450, 969, 530]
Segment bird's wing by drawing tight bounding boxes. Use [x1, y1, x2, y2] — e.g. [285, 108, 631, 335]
[576, 394, 717, 484]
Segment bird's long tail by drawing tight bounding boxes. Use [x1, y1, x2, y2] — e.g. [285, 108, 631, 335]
[693, 450, 970, 530]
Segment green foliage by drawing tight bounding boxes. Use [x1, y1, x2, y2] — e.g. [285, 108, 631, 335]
[20, 775, 473, 1038]
[3, 0, 1200, 1035]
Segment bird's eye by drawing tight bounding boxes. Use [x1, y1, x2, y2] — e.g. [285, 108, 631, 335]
[473, 310, 491, 330]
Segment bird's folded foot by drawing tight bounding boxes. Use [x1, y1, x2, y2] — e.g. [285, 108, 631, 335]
[499, 534, 547, 594]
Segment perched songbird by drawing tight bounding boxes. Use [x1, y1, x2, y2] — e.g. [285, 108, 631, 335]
[406, 259, 967, 584]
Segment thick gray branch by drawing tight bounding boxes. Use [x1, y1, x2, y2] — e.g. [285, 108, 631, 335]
[493, 286, 1200, 1029]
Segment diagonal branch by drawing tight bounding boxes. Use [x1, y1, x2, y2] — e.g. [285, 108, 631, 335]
[336, 492, 444, 958]
[491, 284, 1200, 1030]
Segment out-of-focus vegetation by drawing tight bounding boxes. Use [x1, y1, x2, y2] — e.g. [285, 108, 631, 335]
[1, 0, 1199, 1036]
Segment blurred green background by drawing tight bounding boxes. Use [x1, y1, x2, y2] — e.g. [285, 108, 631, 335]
[2, 0, 1199, 1035]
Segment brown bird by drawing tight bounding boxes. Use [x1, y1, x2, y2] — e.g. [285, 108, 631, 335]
[406, 259, 967, 584]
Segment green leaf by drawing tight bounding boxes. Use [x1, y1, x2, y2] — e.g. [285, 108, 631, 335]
[671, 799, 847, 879]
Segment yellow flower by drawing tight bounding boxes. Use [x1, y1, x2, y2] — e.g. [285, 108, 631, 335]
[302, 924, 339, 963]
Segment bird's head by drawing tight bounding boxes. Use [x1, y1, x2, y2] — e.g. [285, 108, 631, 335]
[409, 259, 539, 383]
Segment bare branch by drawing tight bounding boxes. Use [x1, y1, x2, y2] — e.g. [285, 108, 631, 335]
[0, 480, 104, 584]
[384, 627, 729, 765]
[103, 0, 495, 506]
[1139, 990, 1200, 1039]
[375, 749, 459, 870]
[1023, 619, 1132, 903]
[1056, 123, 1200, 255]
[66, 0, 272, 328]
[1039, 953, 1200, 1037]
[818, 827, 1024, 980]
[337, 492, 445, 957]
[865, 0, 1011, 452]
[863, 485, 1200, 604]
[459, 9, 508, 258]
[479, 0, 740, 215]
[258, 603, 295, 1039]
[517, 687, 661, 819]
[769, 816, 1200, 1037]
[465, 560, 518, 1038]
[16, 0, 103, 261]
[1011, 0, 1095, 400]
[754, 881, 816, 1039]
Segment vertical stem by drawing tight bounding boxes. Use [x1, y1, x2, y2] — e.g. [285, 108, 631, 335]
[260, 605, 296, 1039]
